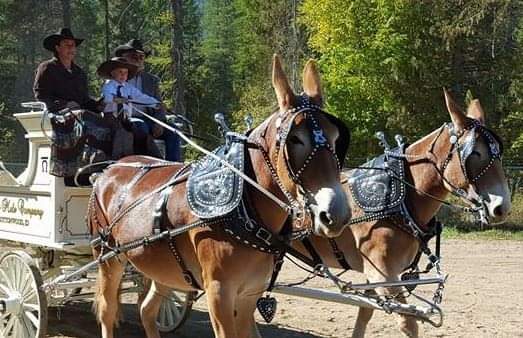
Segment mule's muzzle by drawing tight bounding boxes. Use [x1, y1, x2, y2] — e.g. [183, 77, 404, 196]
[485, 194, 511, 225]
[309, 186, 351, 238]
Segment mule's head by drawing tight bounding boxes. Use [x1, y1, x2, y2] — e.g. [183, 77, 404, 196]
[264, 55, 351, 237]
[441, 89, 511, 224]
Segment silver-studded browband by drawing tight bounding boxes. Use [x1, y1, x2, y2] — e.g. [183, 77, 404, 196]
[275, 104, 342, 185]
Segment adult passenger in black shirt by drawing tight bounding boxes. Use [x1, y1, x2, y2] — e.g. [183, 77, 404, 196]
[33, 28, 98, 112]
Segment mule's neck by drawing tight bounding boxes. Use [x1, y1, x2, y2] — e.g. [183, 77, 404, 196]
[404, 128, 451, 226]
[246, 118, 292, 234]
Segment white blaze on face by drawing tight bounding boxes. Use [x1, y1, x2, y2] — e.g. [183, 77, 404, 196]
[310, 184, 349, 237]
[484, 181, 512, 224]
[314, 187, 337, 213]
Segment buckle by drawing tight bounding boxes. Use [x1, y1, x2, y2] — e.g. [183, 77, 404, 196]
[256, 228, 273, 245]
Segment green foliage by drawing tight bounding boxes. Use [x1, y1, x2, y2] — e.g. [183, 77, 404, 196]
[0, 0, 522, 167]
[301, 0, 523, 164]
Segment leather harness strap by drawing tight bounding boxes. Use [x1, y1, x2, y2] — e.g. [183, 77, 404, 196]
[328, 238, 351, 270]
[155, 185, 201, 289]
[301, 237, 323, 267]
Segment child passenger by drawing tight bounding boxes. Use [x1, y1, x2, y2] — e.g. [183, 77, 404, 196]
[96, 57, 162, 158]
[97, 57, 159, 118]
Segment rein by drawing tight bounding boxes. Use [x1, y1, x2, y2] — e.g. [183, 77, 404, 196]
[128, 103, 301, 218]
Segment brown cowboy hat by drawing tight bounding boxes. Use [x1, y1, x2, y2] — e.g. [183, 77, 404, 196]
[113, 39, 151, 57]
[97, 57, 138, 79]
[43, 28, 84, 52]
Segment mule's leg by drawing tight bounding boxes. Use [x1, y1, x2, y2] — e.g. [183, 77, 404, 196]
[357, 267, 419, 338]
[394, 295, 418, 337]
[94, 257, 126, 338]
[206, 280, 238, 338]
[140, 281, 167, 338]
[137, 276, 152, 314]
[234, 295, 262, 338]
[352, 290, 376, 338]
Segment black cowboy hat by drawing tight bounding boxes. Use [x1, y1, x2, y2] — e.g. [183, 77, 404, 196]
[43, 28, 84, 52]
[97, 57, 138, 79]
[113, 39, 151, 57]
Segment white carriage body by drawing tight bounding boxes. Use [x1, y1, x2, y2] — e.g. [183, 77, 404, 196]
[0, 107, 91, 250]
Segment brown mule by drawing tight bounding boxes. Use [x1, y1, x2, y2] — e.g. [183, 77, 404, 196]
[291, 90, 511, 338]
[88, 55, 351, 338]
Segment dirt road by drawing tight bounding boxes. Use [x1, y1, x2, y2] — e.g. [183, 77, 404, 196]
[46, 239, 523, 338]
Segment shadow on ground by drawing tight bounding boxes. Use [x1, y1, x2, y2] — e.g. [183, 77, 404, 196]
[47, 301, 325, 338]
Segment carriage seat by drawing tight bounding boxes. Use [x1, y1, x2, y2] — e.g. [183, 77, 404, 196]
[348, 145, 407, 213]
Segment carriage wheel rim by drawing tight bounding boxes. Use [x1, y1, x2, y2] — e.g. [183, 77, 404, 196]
[156, 290, 193, 332]
[0, 252, 47, 338]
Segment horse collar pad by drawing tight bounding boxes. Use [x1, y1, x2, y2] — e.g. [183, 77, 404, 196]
[187, 135, 245, 219]
[348, 146, 407, 213]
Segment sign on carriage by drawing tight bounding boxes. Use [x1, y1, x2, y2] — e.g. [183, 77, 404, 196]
[0, 196, 45, 226]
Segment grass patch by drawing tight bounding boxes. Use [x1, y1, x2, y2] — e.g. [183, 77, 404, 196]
[442, 226, 523, 241]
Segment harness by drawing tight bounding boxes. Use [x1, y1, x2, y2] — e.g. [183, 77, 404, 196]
[90, 99, 350, 296]
[344, 120, 503, 272]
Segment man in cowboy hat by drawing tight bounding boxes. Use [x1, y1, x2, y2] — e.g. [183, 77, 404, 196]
[33, 28, 98, 112]
[113, 38, 181, 162]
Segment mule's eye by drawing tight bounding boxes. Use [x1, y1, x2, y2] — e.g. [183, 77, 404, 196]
[471, 150, 481, 158]
[289, 135, 304, 145]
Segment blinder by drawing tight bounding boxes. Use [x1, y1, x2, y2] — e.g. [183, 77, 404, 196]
[455, 121, 503, 183]
[325, 113, 350, 168]
[279, 107, 345, 184]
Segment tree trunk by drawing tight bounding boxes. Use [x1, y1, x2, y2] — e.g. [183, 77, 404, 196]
[171, 0, 185, 115]
[61, 0, 71, 28]
[104, 0, 110, 59]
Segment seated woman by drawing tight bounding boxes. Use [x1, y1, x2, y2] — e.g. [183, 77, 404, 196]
[97, 57, 162, 159]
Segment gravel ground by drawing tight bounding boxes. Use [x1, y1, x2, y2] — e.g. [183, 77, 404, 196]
[45, 239, 523, 338]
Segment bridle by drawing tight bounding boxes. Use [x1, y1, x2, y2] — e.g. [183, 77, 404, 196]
[424, 119, 504, 222]
[250, 95, 349, 230]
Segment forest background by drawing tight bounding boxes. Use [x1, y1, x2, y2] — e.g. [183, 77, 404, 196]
[0, 0, 522, 169]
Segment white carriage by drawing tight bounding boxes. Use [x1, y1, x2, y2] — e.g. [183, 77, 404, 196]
[0, 103, 193, 338]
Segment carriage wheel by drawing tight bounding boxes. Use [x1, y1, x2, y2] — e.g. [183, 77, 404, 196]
[156, 290, 195, 332]
[0, 251, 48, 338]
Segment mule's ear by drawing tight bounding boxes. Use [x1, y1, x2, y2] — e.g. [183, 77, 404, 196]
[303, 59, 323, 106]
[443, 88, 467, 130]
[466, 99, 486, 125]
[272, 54, 295, 112]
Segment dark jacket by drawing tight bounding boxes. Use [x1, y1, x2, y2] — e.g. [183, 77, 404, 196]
[137, 71, 166, 120]
[33, 57, 98, 112]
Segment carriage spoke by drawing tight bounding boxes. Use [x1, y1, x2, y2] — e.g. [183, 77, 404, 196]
[23, 302, 40, 312]
[170, 300, 181, 320]
[11, 258, 21, 291]
[21, 312, 37, 338]
[0, 266, 13, 290]
[0, 282, 11, 296]
[166, 303, 177, 325]
[18, 316, 28, 338]
[19, 274, 32, 297]
[23, 288, 37, 303]
[2, 315, 15, 336]
[14, 317, 25, 338]
[24, 310, 39, 329]
[170, 293, 183, 304]
[160, 304, 167, 326]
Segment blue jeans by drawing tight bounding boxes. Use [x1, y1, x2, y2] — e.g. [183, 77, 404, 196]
[129, 117, 181, 161]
